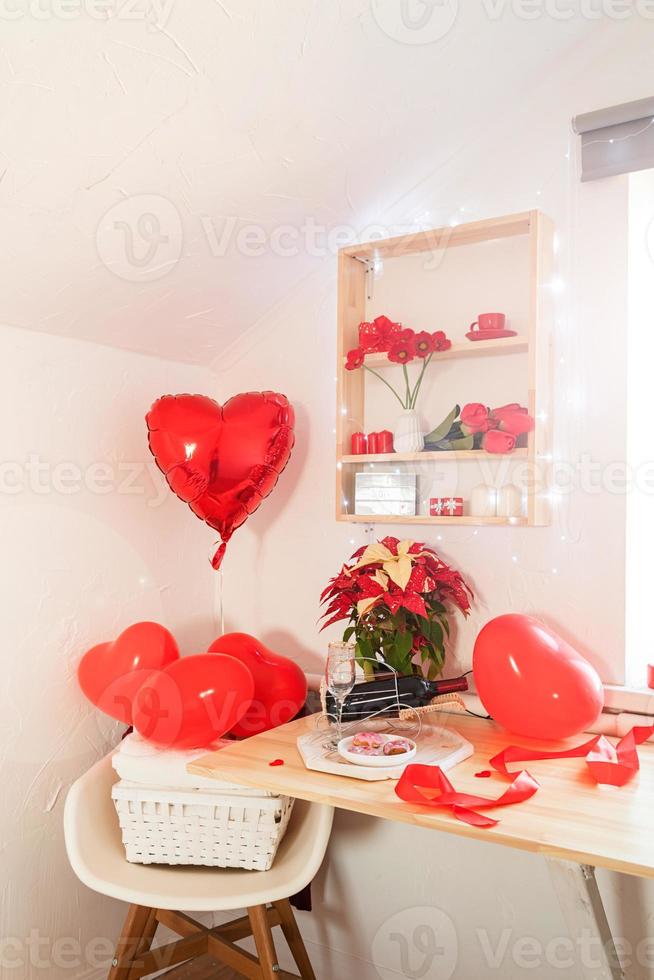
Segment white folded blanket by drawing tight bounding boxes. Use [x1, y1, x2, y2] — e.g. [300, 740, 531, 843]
[112, 732, 260, 793]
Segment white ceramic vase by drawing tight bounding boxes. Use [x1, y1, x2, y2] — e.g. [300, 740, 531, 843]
[393, 408, 424, 453]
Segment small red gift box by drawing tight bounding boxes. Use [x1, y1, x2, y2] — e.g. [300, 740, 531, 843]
[358, 321, 381, 353]
[430, 497, 463, 517]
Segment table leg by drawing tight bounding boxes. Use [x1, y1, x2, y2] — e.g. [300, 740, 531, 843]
[546, 859, 625, 980]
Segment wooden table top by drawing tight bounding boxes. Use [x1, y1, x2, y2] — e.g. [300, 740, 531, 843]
[189, 712, 654, 878]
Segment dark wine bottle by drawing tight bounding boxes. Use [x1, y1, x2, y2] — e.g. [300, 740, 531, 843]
[324, 674, 468, 722]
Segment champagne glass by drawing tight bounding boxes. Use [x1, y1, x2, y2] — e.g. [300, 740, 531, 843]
[326, 641, 356, 746]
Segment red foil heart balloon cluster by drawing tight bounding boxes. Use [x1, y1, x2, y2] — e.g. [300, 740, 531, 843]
[146, 391, 295, 569]
[77, 624, 307, 748]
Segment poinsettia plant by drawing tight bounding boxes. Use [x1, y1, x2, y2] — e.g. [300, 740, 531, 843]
[345, 315, 452, 410]
[320, 536, 473, 679]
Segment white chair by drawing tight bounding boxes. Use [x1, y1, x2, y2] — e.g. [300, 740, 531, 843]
[64, 755, 333, 979]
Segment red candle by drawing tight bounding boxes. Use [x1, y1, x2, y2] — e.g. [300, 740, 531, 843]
[350, 432, 367, 455]
[378, 430, 394, 453]
[367, 432, 380, 454]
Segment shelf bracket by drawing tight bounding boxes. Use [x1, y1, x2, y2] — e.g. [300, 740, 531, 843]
[352, 256, 375, 300]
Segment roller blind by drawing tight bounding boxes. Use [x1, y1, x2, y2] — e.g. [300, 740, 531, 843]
[572, 97, 654, 182]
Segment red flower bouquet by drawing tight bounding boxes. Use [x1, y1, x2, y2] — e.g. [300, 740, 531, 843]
[469, 402, 535, 453]
[424, 402, 534, 453]
[320, 537, 473, 678]
[345, 315, 452, 411]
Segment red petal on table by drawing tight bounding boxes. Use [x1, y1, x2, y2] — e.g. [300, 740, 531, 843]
[395, 764, 539, 828]
[475, 770, 492, 778]
[269, 759, 284, 767]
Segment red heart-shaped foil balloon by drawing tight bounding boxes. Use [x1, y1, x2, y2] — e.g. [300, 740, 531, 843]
[146, 392, 295, 568]
[77, 622, 180, 724]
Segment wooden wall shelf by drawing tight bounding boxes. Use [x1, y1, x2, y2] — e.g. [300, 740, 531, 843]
[342, 515, 528, 527]
[335, 210, 553, 527]
[339, 449, 529, 464]
[356, 335, 529, 368]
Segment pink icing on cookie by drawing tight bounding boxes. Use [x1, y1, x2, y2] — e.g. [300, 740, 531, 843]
[351, 731, 384, 750]
[383, 738, 412, 756]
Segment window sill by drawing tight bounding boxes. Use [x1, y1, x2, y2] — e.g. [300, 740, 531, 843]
[603, 684, 654, 716]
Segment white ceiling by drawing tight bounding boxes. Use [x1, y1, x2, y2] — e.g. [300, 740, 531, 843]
[0, 1, 599, 364]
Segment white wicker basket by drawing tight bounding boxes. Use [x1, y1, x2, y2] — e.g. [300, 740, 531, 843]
[112, 782, 294, 871]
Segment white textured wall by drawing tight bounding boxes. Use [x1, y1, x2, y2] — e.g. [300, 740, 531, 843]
[1, 7, 654, 980]
[211, 23, 654, 980]
[0, 325, 219, 979]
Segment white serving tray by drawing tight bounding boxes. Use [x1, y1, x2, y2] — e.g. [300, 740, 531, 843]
[297, 722, 473, 781]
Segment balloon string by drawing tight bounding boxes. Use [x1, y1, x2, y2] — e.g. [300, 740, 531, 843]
[220, 567, 225, 636]
[216, 565, 225, 638]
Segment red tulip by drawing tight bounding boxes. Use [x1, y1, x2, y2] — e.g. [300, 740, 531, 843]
[461, 403, 492, 434]
[492, 403, 534, 436]
[484, 429, 517, 453]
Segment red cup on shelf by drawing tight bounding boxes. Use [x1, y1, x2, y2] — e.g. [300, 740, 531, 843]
[469, 312, 506, 333]
[350, 432, 367, 455]
[377, 430, 394, 453]
[367, 432, 380, 454]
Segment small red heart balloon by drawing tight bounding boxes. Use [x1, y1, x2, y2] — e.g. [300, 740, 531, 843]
[146, 392, 295, 569]
[77, 622, 179, 724]
[132, 653, 255, 749]
[208, 632, 307, 738]
[473, 613, 604, 740]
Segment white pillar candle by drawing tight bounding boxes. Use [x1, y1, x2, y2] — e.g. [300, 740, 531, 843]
[496, 484, 523, 518]
[470, 483, 498, 517]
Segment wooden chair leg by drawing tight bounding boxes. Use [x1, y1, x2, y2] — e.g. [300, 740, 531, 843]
[127, 908, 158, 979]
[273, 899, 317, 980]
[108, 904, 158, 980]
[248, 905, 281, 980]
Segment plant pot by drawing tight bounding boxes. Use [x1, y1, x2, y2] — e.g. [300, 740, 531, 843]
[393, 408, 424, 454]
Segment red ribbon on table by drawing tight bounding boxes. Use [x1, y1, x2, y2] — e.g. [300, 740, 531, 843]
[395, 763, 539, 828]
[490, 723, 654, 788]
[395, 724, 654, 827]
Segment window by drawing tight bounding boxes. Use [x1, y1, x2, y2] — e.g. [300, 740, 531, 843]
[625, 168, 654, 689]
